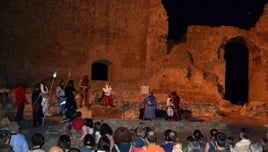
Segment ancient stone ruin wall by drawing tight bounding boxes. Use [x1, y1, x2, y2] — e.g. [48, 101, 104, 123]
[144, 2, 268, 104]
[0, 1, 267, 118]
[0, 0, 150, 86]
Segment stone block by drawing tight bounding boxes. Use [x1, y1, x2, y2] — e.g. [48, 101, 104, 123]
[91, 104, 121, 119]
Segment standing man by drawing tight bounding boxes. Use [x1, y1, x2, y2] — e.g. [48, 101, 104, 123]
[143, 91, 157, 120]
[234, 128, 251, 152]
[170, 91, 181, 121]
[166, 96, 174, 121]
[78, 75, 90, 108]
[14, 80, 28, 123]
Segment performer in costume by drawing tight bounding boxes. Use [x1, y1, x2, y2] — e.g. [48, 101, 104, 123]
[14, 80, 28, 123]
[102, 81, 113, 107]
[65, 80, 77, 111]
[166, 96, 174, 121]
[170, 91, 181, 121]
[32, 82, 43, 127]
[143, 91, 157, 120]
[40, 78, 52, 116]
[56, 80, 66, 114]
[78, 75, 90, 108]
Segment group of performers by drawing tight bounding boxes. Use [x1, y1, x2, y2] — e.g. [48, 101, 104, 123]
[143, 90, 181, 121]
[78, 75, 114, 108]
[13, 74, 181, 126]
[166, 91, 181, 121]
[13, 75, 114, 126]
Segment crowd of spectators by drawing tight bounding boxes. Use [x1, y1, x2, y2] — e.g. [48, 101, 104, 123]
[0, 115, 267, 152]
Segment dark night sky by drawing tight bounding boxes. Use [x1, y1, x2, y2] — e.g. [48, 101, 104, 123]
[162, 0, 268, 40]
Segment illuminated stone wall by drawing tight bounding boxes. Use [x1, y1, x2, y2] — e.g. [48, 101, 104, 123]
[0, 1, 267, 118]
[0, 0, 149, 85]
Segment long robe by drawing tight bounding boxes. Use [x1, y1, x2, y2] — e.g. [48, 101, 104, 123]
[32, 89, 43, 126]
[14, 86, 27, 123]
[65, 85, 77, 110]
[143, 94, 157, 120]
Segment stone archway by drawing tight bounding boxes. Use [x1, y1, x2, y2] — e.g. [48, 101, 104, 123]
[91, 60, 112, 81]
[224, 36, 249, 105]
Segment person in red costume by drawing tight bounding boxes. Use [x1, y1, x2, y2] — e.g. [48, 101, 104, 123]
[102, 81, 113, 107]
[170, 91, 181, 121]
[14, 80, 29, 123]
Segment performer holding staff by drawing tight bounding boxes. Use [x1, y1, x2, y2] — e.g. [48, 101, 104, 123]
[32, 82, 43, 127]
[40, 78, 52, 116]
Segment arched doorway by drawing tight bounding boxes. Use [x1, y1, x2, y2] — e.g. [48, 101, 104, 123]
[91, 60, 111, 81]
[224, 37, 249, 105]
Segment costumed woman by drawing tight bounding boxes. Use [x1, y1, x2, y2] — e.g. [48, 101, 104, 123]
[102, 81, 113, 107]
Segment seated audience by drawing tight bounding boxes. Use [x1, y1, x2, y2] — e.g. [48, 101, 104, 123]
[215, 132, 228, 151]
[0, 144, 13, 152]
[160, 129, 177, 152]
[112, 127, 133, 152]
[261, 131, 268, 152]
[196, 134, 206, 152]
[66, 111, 84, 148]
[187, 140, 200, 152]
[49, 146, 64, 152]
[96, 135, 110, 152]
[80, 134, 95, 152]
[8, 121, 29, 152]
[249, 142, 263, 152]
[29, 133, 45, 152]
[0, 130, 11, 144]
[93, 121, 102, 144]
[100, 123, 114, 151]
[205, 128, 218, 152]
[172, 139, 183, 152]
[80, 118, 94, 147]
[182, 136, 194, 152]
[132, 126, 146, 152]
[58, 135, 71, 152]
[141, 129, 164, 152]
[226, 136, 235, 152]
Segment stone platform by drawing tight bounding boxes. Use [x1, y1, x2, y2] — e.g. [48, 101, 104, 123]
[91, 104, 122, 119]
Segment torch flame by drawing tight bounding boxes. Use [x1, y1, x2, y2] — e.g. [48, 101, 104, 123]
[53, 72, 57, 78]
